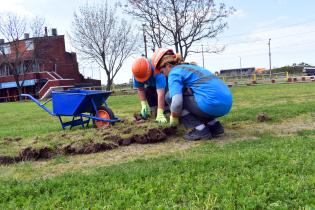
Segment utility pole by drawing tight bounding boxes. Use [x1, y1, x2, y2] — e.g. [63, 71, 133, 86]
[239, 56, 242, 80]
[201, 44, 205, 68]
[142, 24, 148, 58]
[268, 38, 272, 78]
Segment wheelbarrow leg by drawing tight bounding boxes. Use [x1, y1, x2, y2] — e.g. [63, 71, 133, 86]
[91, 98, 98, 117]
[86, 114, 92, 127]
[70, 116, 76, 130]
[58, 116, 66, 130]
[80, 116, 85, 128]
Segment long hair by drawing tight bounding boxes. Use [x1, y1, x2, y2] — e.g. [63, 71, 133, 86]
[173, 53, 197, 66]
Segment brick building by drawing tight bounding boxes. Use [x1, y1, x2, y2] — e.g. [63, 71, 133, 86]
[0, 29, 100, 102]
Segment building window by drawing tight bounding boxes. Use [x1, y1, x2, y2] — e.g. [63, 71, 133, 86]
[3, 44, 11, 54]
[32, 63, 39, 72]
[0, 65, 10, 76]
[25, 40, 34, 51]
[0, 67, 4, 76]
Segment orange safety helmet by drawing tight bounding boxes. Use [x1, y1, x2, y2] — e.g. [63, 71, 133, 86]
[132, 57, 152, 82]
[152, 48, 175, 70]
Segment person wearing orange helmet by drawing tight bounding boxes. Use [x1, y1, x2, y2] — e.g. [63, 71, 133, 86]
[152, 48, 233, 141]
[132, 57, 168, 123]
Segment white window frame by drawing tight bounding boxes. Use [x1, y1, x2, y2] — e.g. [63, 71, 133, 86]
[3, 44, 11, 54]
[25, 40, 34, 51]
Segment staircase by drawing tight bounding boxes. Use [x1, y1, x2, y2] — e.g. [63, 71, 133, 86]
[38, 71, 75, 99]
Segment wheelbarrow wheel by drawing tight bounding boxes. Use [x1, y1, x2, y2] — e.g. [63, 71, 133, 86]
[93, 106, 115, 128]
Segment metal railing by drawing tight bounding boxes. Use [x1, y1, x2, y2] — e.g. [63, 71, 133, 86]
[219, 72, 314, 86]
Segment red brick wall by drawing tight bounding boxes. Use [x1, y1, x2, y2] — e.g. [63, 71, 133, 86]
[0, 34, 101, 100]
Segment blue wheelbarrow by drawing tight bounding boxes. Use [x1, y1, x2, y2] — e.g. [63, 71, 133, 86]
[21, 89, 122, 129]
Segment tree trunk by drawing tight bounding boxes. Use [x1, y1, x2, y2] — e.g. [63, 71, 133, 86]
[17, 86, 23, 101]
[13, 73, 23, 101]
[106, 73, 112, 91]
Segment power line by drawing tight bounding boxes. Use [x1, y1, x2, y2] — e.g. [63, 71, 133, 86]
[192, 28, 315, 54]
[218, 18, 315, 39]
[192, 29, 315, 54]
[202, 40, 315, 57]
[224, 30, 315, 45]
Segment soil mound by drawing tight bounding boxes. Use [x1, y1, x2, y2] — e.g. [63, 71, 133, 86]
[1, 126, 177, 165]
[0, 156, 21, 165]
[257, 112, 271, 122]
[19, 146, 54, 161]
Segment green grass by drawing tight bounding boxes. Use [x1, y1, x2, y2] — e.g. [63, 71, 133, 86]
[0, 136, 314, 209]
[0, 94, 139, 138]
[1, 82, 315, 209]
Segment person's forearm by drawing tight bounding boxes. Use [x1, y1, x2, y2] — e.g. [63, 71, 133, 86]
[156, 89, 165, 109]
[137, 88, 146, 101]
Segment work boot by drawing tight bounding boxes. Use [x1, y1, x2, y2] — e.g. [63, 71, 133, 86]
[208, 121, 224, 137]
[183, 127, 212, 141]
[180, 113, 204, 129]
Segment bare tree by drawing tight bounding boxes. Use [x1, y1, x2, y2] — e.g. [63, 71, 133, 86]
[70, 2, 139, 91]
[29, 17, 46, 73]
[0, 13, 46, 100]
[125, 0, 234, 59]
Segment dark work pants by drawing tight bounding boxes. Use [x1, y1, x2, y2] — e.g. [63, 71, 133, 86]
[165, 90, 216, 128]
[145, 86, 158, 108]
[145, 86, 169, 111]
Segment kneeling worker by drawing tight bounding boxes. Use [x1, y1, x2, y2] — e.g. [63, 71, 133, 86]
[132, 57, 168, 123]
[152, 48, 233, 141]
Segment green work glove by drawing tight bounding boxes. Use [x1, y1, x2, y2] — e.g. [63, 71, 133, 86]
[140, 101, 151, 118]
[170, 115, 179, 126]
[155, 108, 167, 124]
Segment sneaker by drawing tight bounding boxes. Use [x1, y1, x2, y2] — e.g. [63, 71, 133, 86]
[208, 121, 224, 137]
[183, 127, 212, 141]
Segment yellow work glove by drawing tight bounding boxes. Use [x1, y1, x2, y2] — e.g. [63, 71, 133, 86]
[140, 101, 151, 119]
[155, 108, 167, 124]
[170, 115, 179, 126]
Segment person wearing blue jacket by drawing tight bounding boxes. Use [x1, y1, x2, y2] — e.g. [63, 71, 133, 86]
[132, 57, 168, 123]
[151, 48, 233, 141]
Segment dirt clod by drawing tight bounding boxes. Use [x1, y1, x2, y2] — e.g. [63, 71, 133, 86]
[107, 135, 122, 142]
[134, 113, 148, 121]
[146, 128, 167, 143]
[257, 112, 271, 122]
[15, 137, 22, 142]
[119, 137, 134, 146]
[122, 128, 132, 134]
[62, 144, 76, 155]
[38, 146, 54, 159]
[162, 126, 177, 136]
[0, 156, 21, 165]
[79, 142, 117, 154]
[20, 147, 39, 161]
[133, 134, 148, 144]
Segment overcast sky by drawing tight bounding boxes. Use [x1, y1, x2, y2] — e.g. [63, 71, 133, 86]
[1, 0, 314, 84]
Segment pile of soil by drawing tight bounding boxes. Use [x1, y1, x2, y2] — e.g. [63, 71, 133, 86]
[62, 142, 118, 155]
[0, 146, 54, 165]
[0, 126, 177, 165]
[257, 112, 271, 122]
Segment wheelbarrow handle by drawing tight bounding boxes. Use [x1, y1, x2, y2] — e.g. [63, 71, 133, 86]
[21, 94, 55, 116]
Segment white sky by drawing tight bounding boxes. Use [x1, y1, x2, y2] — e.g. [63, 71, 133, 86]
[1, 0, 315, 84]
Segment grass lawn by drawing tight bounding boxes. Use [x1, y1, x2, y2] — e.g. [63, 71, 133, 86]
[0, 82, 315, 209]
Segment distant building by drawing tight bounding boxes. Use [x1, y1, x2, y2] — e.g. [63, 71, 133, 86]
[219, 67, 255, 76]
[303, 67, 315, 76]
[0, 29, 100, 102]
